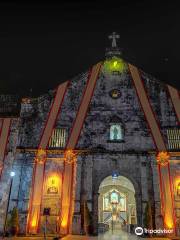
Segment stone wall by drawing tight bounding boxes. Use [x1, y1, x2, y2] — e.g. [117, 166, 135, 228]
[0, 62, 179, 235]
[0, 118, 19, 233]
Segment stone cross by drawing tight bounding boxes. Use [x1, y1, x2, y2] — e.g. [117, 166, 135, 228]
[109, 32, 120, 48]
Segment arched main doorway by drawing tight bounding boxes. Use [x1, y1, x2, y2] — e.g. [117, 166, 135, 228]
[98, 175, 137, 233]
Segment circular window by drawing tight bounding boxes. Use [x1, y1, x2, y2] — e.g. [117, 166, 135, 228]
[109, 89, 121, 99]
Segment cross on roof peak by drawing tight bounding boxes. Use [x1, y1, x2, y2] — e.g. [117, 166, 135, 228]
[108, 32, 120, 48]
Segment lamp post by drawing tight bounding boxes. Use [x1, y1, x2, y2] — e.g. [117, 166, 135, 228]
[3, 171, 15, 235]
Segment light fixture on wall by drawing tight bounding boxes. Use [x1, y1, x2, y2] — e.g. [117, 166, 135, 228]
[112, 171, 118, 180]
[10, 171, 15, 177]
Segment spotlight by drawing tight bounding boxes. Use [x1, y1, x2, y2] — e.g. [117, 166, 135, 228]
[10, 171, 15, 177]
[112, 172, 118, 180]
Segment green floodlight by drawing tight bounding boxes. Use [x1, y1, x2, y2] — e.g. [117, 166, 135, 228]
[103, 56, 127, 74]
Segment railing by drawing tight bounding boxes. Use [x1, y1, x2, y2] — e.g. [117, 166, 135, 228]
[103, 213, 112, 223]
[118, 214, 126, 223]
[98, 223, 109, 233]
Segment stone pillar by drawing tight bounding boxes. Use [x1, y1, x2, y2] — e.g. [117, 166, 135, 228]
[140, 161, 148, 202]
[79, 155, 94, 235]
[135, 192, 142, 227]
[140, 159, 148, 227]
[92, 192, 99, 236]
[98, 193, 103, 222]
[151, 155, 164, 229]
[84, 156, 93, 211]
[85, 156, 93, 235]
[71, 157, 82, 234]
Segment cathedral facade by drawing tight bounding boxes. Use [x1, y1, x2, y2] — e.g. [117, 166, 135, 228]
[0, 34, 180, 237]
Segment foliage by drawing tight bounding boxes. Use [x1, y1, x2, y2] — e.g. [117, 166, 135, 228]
[6, 207, 19, 236]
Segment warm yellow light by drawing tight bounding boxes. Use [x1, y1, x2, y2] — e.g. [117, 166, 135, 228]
[61, 219, 68, 227]
[103, 56, 127, 74]
[164, 212, 174, 229]
[30, 210, 39, 229]
[37, 148, 46, 156]
[31, 218, 37, 227]
[64, 149, 77, 164]
[165, 219, 174, 229]
[46, 173, 61, 194]
[113, 61, 118, 67]
[48, 176, 59, 185]
[35, 148, 46, 164]
[177, 182, 180, 196]
[156, 151, 170, 166]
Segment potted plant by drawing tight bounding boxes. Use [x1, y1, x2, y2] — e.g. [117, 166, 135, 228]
[7, 207, 19, 236]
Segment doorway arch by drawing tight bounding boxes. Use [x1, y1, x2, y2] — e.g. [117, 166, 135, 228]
[98, 175, 137, 232]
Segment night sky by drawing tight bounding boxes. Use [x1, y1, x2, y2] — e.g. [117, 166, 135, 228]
[0, 1, 179, 97]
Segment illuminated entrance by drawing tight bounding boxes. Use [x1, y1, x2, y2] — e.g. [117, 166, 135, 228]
[98, 176, 137, 231]
[39, 172, 62, 233]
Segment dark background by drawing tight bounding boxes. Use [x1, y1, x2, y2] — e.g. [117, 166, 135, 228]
[0, 0, 179, 97]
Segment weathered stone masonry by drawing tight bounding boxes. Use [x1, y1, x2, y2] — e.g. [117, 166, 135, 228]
[0, 54, 179, 235]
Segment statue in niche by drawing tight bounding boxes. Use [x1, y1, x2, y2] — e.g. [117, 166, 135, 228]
[113, 126, 118, 140]
[110, 124, 122, 141]
[47, 178, 58, 194]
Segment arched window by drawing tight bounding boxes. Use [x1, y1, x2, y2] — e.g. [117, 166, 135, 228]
[110, 124, 123, 141]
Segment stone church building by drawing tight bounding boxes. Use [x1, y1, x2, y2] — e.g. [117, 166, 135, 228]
[0, 33, 179, 237]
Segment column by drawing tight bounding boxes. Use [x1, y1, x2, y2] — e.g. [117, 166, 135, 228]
[71, 157, 82, 234]
[151, 155, 164, 229]
[92, 192, 99, 236]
